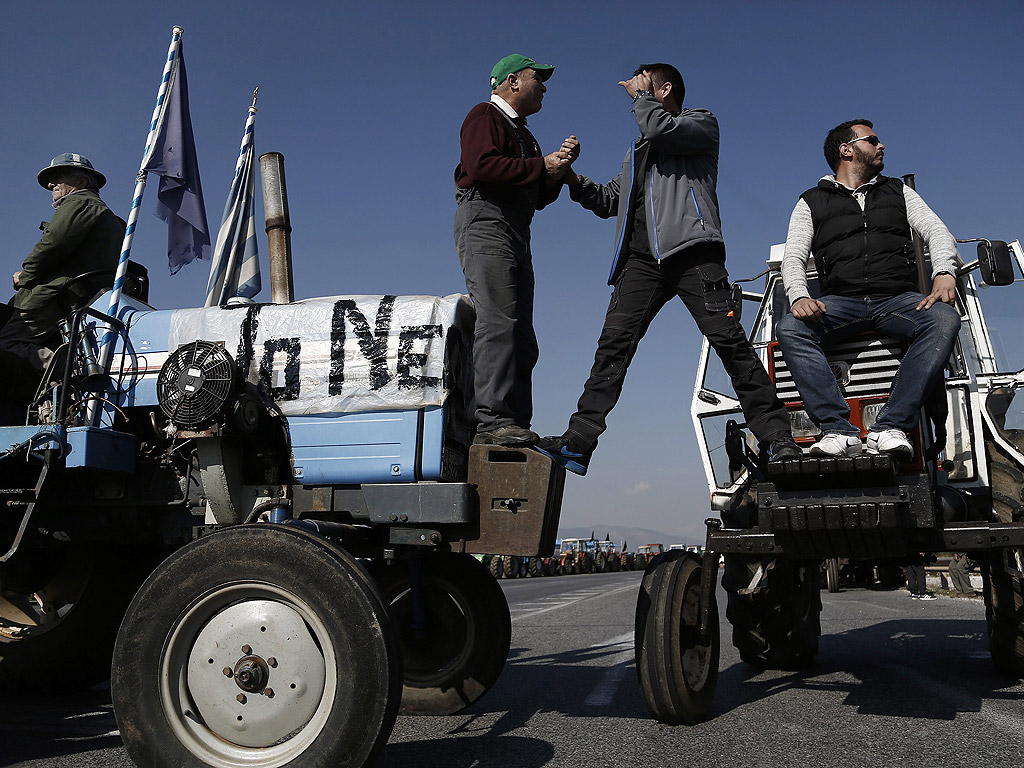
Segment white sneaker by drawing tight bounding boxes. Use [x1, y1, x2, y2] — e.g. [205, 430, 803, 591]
[917, 592, 938, 601]
[866, 429, 913, 459]
[809, 433, 863, 457]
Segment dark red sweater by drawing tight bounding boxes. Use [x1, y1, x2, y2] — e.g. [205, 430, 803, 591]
[454, 101, 560, 213]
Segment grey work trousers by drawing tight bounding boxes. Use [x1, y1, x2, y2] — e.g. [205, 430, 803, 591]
[948, 554, 975, 593]
[454, 196, 538, 433]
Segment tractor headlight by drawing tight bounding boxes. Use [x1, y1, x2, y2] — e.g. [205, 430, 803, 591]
[861, 402, 885, 432]
[788, 409, 821, 439]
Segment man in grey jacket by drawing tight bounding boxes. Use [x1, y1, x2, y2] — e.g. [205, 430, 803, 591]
[536, 64, 799, 475]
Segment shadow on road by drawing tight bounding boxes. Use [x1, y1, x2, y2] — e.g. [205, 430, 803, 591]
[1, 618, 1020, 765]
[379, 734, 554, 768]
[713, 617, 1022, 721]
[0, 685, 119, 767]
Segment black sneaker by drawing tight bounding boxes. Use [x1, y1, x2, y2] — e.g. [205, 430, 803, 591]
[765, 437, 802, 463]
[473, 425, 539, 446]
[534, 434, 591, 476]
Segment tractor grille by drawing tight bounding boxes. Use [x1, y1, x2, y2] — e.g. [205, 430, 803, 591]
[771, 337, 904, 402]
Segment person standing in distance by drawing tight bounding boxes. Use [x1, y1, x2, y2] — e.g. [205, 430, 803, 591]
[536, 63, 799, 475]
[454, 53, 579, 446]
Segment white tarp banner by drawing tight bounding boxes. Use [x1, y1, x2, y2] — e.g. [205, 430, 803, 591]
[166, 294, 472, 415]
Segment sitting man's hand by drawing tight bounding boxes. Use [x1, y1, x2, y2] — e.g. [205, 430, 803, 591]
[916, 273, 957, 310]
[12, 271, 21, 290]
[791, 297, 827, 321]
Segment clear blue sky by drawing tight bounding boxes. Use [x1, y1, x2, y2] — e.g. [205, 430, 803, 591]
[3, 1, 1022, 542]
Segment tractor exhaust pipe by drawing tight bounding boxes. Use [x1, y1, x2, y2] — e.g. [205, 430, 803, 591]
[260, 152, 294, 304]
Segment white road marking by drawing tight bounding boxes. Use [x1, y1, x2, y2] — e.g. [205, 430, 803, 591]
[510, 584, 636, 621]
[583, 631, 635, 707]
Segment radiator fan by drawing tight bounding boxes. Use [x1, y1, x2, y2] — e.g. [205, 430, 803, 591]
[157, 341, 237, 429]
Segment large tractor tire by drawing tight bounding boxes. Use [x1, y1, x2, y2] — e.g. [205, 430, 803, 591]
[0, 543, 154, 695]
[112, 524, 400, 768]
[981, 432, 1024, 676]
[987, 435, 1024, 523]
[825, 558, 841, 593]
[982, 552, 1024, 676]
[528, 557, 544, 578]
[723, 554, 822, 670]
[595, 551, 608, 573]
[488, 555, 503, 579]
[502, 555, 516, 579]
[635, 551, 719, 724]
[372, 552, 512, 715]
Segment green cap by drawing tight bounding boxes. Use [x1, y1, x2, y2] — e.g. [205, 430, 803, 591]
[490, 54, 554, 90]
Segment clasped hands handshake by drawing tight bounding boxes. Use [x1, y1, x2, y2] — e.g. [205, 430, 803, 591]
[542, 71, 655, 187]
[544, 136, 580, 185]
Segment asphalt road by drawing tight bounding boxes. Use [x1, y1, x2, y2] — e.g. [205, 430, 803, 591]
[2, 570, 1021, 768]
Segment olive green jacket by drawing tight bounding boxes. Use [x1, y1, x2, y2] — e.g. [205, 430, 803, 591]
[14, 189, 126, 313]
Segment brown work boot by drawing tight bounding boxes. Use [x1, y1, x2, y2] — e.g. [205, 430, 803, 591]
[473, 425, 539, 446]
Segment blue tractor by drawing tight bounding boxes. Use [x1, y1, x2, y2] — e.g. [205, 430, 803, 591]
[0, 263, 565, 766]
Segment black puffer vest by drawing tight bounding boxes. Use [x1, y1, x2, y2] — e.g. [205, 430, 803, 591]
[800, 176, 916, 297]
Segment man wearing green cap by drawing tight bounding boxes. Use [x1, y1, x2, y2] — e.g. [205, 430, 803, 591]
[0, 153, 125, 401]
[454, 53, 579, 446]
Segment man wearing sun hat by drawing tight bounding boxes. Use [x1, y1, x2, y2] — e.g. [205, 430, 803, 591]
[454, 54, 579, 446]
[0, 153, 125, 399]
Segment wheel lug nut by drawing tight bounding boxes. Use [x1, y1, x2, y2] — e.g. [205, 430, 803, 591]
[241, 644, 252, 655]
[222, 667, 233, 677]
[237, 694, 247, 704]
[267, 657, 278, 668]
[264, 688, 275, 698]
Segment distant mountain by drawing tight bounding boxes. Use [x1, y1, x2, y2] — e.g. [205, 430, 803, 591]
[557, 525, 701, 550]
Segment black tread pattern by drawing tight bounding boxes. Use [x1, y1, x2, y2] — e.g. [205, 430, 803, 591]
[723, 555, 822, 670]
[635, 551, 719, 725]
[983, 555, 1024, 677]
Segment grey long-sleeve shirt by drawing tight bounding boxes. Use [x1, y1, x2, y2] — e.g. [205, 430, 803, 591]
[781, 175, 960, 305]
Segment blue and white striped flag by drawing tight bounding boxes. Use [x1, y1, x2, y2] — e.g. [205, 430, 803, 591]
[205, 91, 261, 306]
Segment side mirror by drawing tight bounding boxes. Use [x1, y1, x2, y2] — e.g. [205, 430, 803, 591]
[978, 240, 1015, 286]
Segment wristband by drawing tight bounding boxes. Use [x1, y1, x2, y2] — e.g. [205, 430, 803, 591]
[632, 89, 653, 103]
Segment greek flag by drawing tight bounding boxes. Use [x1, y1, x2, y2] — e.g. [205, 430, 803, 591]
[141, 35, 211, 274]
[205, 93, 261, 306]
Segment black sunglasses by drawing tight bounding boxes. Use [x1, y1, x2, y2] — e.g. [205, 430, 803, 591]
[847, 134, 881, 146]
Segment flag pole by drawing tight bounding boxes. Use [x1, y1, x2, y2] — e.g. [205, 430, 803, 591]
[106, 25, 183, 328]
[91, 25, 183, 421]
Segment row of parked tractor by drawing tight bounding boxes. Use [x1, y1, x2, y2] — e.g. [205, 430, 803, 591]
[481, 540, 705, 579]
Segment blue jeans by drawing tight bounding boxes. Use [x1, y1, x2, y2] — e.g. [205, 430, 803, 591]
[776, 292, 961, 435]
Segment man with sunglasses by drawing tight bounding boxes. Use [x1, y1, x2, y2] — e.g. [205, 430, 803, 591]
[535, 63, 800, 475]
[776, 119, 961, 459]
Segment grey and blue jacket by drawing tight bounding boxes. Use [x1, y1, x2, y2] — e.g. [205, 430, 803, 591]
[569, 98, 723, 284]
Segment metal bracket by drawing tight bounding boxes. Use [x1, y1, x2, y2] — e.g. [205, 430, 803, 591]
[389, 527, 442, 547]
